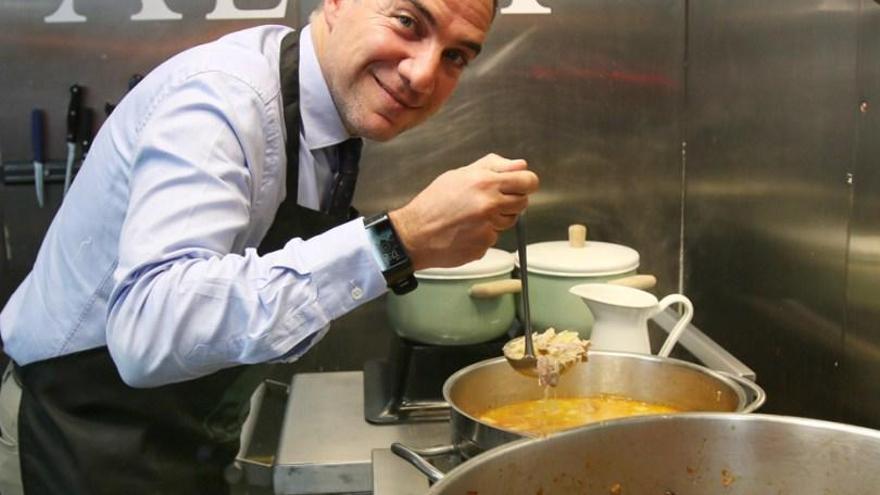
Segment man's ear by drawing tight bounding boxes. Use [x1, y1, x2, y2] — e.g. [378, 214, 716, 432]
[322, 0, 345, 30]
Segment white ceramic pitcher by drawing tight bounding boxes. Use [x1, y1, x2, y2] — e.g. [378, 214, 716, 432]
[568, 283, 693, 356]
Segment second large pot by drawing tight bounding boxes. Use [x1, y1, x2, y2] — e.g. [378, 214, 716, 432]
[444, 352, 765, 458]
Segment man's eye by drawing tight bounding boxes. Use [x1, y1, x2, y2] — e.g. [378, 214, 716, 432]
[396, 15, 416, 29]
[444, 50, 469, 69]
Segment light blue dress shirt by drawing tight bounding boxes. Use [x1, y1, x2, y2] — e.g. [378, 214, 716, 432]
[0, 25, 386, 387]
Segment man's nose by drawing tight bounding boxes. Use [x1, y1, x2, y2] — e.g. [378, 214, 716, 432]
[400, 43, 440, 94]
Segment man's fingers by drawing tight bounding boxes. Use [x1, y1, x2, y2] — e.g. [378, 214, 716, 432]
[490, 213, 519, 231]
[497, 169, 540, 195]
[496, 194, 529, 215]
[473, 154, 528, 173]
[490, 158, 528, 173]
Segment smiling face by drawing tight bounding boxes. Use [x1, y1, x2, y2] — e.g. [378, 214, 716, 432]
[312, 0, 494, 141]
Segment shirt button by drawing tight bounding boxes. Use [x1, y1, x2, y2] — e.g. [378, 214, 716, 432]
[351, 286, 364, 300]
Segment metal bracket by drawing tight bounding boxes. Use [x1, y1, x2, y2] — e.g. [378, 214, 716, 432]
[652, 307, 757, 381]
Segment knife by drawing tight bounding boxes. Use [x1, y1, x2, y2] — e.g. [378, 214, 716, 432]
[76, 107, 94, 181]
[30, 108, 46, 208]
[64, 83, 83, 196]
[79, 107, 94, 157]
[105, 73, 144, 116]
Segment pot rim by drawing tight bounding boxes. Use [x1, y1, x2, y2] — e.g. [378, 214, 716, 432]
[515, 240, 640, 277]
[416, 248, 515, 280]
[442, 351, 752, 434]
[414, 269, 513, 281]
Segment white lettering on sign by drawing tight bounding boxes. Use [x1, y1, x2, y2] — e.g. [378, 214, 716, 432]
[206, 0, 289, 20]
[45, 0, 551, 23]
[44, 0, 86, 23]
[501, 0, 552, 14]
[132, 0, 182, 21]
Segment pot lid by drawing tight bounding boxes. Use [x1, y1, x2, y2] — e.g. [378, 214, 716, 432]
[416, 247, 515, 280]
[514, 224, 640, 277]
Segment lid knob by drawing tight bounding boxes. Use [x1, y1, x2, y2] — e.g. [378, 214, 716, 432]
[568, 224, 587, 248]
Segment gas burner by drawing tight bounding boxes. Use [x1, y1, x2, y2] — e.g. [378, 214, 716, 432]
[363, 331, 511, 424]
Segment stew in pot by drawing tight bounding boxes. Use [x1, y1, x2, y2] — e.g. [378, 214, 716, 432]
[478, 394, 681, 437]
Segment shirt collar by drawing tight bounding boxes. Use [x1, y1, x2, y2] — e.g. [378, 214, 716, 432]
[299, 25, 351, 150]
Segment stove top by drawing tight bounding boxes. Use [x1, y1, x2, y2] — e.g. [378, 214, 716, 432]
[363, 333, 508, 424]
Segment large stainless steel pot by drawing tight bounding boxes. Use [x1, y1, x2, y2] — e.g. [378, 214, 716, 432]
[444, 352, 764, 458]
[425, 413, 880, 494]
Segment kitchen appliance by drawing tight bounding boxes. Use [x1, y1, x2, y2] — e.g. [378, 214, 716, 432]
[363, 331, 509, 424]
[570, 283, 693, 355]
[418, 413, 880, 494]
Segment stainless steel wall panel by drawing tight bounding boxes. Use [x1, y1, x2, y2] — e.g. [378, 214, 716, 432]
[684, 0, 859, 418]
[358, 0, 686, 293]
[843, 0, 880, 428]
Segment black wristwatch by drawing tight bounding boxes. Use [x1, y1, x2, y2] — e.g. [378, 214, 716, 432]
[364, 212, 418, 295]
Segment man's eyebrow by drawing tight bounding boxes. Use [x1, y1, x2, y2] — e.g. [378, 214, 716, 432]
[404, 0, 483, 56]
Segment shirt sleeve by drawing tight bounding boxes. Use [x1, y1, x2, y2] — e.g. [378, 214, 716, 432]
[106, 71, 386, 388]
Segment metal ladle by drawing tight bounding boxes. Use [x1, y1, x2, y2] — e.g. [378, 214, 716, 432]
[504, 215, 538, 376]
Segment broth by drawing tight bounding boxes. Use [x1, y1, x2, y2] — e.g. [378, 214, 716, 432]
[478, 394, 681, 437]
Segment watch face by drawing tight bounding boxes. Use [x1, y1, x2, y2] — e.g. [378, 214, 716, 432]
[368, 219, 408, 270]
[377, 236, 408, 265]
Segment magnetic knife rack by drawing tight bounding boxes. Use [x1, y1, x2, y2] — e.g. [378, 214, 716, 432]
[1, 160, 81, 184]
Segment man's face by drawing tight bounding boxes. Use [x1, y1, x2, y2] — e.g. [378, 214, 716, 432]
[318, 0, 494, 141]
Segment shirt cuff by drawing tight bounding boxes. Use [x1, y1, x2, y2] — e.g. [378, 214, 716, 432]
[273, 217, 386, 323]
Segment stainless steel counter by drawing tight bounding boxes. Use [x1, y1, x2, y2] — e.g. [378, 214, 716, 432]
[273, 372, 447, 494]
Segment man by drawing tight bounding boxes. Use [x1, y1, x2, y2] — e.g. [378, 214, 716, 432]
[0, 0, 537, 493]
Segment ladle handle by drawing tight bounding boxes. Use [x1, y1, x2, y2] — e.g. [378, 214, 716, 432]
[516, 216, 535, 358]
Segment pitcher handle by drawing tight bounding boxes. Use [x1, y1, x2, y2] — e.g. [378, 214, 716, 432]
[655, 294, 694, 357]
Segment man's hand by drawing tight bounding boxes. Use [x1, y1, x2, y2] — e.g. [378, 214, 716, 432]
[388, 154, 539, 270]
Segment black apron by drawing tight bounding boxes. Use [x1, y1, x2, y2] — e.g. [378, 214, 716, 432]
[15, 31, 359, 495]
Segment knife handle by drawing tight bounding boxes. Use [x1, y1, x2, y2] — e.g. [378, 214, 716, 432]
[79, 107, 94, 155]
[128, 73, 144, 91]
[67, 83, 83, 143]
[31, 108, 45, 163]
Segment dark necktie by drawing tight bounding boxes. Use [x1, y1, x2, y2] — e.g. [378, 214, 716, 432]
[326, 137, 363, 217]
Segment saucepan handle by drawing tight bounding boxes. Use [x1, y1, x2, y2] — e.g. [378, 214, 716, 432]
[469, 279, 521, 299]
[716, 371, 767, 413]
[607, 274, 657, 290]
[390, 442, 454, 483]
